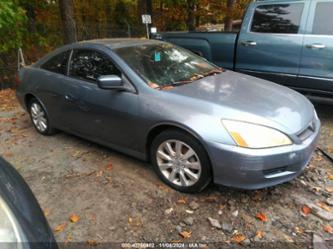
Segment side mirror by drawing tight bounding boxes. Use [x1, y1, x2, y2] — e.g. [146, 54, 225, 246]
[97, 75, 124, 90]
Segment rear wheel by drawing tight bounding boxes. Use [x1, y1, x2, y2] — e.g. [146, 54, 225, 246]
[29, 98, 56, 135]
[151, 129, 212, 193]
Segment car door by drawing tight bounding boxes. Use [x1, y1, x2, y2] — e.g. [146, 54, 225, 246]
[37, 49, 81, 129]
[235, 1, 309, 87]
[66, 48, 140, 150]
[298, 0, 333, 92]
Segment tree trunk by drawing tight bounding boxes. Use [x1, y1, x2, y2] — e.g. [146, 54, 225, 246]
[137, 0, 145, 19]
[146, 0, 153, 18]
[59, 0, 77, 44]
[23, 3, 36, 33]
[224, 0, 235, 31]
[187, 0, 196, 31]
[104, 0, 113, 37]
[195, 3, 200, 28]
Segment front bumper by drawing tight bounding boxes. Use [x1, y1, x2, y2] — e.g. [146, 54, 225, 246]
[206, 119, 320, 190]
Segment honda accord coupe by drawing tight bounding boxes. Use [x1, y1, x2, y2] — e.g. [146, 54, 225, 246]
[16, 39, 320, 193]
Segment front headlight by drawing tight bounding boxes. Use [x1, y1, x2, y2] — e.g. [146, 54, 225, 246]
[222, 120, 292, 149]
[0, 197, 26, 244]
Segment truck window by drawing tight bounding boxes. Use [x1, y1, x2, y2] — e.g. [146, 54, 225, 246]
[312, 2, 333, 35]
[251, 3, 304, 34]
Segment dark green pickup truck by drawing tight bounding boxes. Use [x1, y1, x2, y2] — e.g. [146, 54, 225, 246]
[156, 0, 333, 103]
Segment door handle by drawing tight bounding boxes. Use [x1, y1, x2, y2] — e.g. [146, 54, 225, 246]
[241, 40, 257, 47]
[306, 43, 326, 49]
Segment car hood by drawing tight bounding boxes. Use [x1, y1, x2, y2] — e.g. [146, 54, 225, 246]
[167, 70, 314, 134]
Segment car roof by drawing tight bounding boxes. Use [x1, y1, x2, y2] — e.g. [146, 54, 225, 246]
[34, 38, 165, 67]
[78, 38, 164, 50]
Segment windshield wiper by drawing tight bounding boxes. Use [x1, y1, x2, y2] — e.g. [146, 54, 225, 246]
[202, 68, 224, 77]
[158, 69, 224, 90]
[159, 74, 202, 89]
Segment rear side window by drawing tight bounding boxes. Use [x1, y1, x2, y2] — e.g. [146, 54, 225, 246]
[69, 49, 121, 82]
[251, 3, 304, 34]
[312, 2, 333, 35]
[41, 50, 70, 74]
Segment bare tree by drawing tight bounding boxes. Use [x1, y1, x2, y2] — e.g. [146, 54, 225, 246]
[224, 0, 235, 31]
[59, 0, 77, 44]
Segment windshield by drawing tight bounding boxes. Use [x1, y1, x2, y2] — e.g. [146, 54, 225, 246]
[114, 43, 221, 88]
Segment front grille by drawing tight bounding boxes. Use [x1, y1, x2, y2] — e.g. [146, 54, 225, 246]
[297, 120, 316, 141]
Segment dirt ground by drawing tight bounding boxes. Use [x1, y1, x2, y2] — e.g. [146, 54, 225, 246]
[1, 89, 333, 248]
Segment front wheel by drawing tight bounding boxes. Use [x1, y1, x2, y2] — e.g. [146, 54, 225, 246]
[151, 130, 212, 193]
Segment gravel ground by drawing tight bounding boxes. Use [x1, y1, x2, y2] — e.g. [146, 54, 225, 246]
[1, 89, 333, 248]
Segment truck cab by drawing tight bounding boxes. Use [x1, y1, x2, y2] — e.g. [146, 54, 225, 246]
[158, 0, 333, 103]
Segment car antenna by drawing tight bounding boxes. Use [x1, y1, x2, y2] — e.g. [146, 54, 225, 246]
[17, 48, 26, 70]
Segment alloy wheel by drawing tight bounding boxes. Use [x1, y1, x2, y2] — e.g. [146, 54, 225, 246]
[30, 102, 48, 133]
[156, 139, 202, 187]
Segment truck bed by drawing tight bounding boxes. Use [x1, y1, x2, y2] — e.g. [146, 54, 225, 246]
[159, 32, 238, 69]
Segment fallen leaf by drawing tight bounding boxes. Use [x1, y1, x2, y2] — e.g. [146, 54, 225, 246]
[128, 216, 142, 227]
[255, 212, 268, 222]
[316, 201, 331, 212]
[164, 207, 173, 215]
[323, 224, 333, 234]
[295, 227, 304, 234]
[72, 150, 81, 158]
[106, 162, 113, 171]
[301, 205, 311, 216]
[232, 233, 246, 244]
[96, 170, 104, 177]
[54, 223, 66, 233]
[204, 195, 219, 203]
[65, 234, 72, 244]
[157, 184, 171, 192]
[219, 204, 226, 210]
[104, 176, 112, 184]
[177, 197, 188, 204]
[255, 231, 264, 239]
[325, 186, 333, 193]
[43, 208, 50, 217]
[69, 214, 80, 223]
[3, 152, 13, 158]
[284, 234, 294, 243]
[90, 213, 97, 224]
[179, 230, 192, 239]
[329, 175, 333, 180]
[252, 191, 264, 201]
[87, 239, 98, 246]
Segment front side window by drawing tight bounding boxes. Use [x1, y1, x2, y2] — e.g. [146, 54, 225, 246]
[69, 49, 120, 82]
[251, 3, 304, 34]
[312, 2, 333, 35]
[41, 50, 70, 74]
[114, 43, 219, 88]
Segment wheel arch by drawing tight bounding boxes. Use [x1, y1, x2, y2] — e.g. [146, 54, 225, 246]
[145, 122, 213, 167]
[24, 93, 36, 109]
[24, 93, 51, 119]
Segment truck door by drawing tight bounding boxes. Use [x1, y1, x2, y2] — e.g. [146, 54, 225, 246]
[235, 1, 309, 87]
[298, 0, 333, 92]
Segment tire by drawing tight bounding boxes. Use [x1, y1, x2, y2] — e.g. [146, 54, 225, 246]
[28, 98, 57, 135]
[151, 129, 212, 193]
